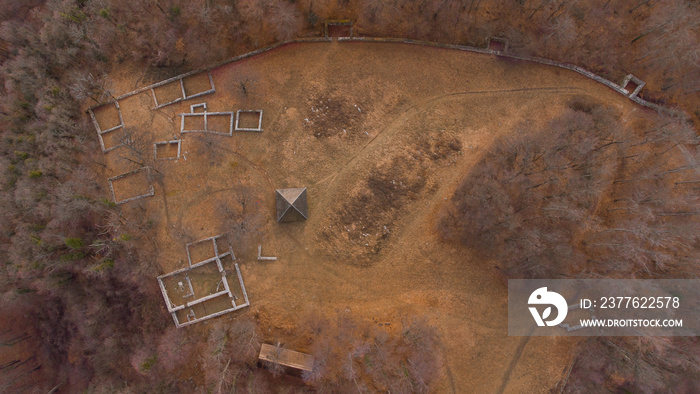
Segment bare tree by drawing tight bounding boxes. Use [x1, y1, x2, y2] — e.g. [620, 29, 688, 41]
[117, 127, 154, 169]
[69, 73, 114, 104]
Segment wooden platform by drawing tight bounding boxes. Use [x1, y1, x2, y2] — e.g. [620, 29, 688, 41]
[258, 343, 314, 372]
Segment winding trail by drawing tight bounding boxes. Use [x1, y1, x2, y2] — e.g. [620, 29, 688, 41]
[316, 86, 585, 189]
[497, 329, 534, 394]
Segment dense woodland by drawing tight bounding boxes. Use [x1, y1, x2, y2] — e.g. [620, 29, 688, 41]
[440, 100, 699, 279]
[0, 0, 698, 392]
[439, 98, 700, 391]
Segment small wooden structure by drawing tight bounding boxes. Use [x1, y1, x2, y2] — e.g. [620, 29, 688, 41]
[324, 19, 353, 38]
[276, 187, 308, 222]
[259, 344, 314, 372]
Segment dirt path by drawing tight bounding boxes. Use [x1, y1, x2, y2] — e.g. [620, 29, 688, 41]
[317, 85, 585, 188]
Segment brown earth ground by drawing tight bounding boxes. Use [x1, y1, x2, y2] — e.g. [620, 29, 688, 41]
[98, 41, 646, 392]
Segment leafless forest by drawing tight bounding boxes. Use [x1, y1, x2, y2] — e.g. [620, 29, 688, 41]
[438, 98, 700, 391]
[0, 0, 698, 392]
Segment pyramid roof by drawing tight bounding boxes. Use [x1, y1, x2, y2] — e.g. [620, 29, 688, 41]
[275, 187, 308, 222]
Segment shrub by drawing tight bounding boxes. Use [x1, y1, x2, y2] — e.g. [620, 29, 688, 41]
[93, 259, 115, 272]
[60, 251, 85, 261]
[60, 8, 87, 24]
[64, 237, 84, 249]
[140, 355, 158, 372]
[169, 6, 181, 20]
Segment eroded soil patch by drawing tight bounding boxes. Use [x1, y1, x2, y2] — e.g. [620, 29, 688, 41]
[304, 92, 367, 138]
[321, 132, 461, 264]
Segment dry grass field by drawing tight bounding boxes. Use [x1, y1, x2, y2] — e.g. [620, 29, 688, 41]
[97, 41, 646, 392]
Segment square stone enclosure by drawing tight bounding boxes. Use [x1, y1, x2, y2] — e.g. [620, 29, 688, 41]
[180, 112, 235, 135]
[154, 140, 182, 160]
[157, 235, 249, 328]
[108, 167, 155, 204]
[621, 74, 645, 97]
[151, 71, 216, 109]
[89, 101, 125, 152]
[235, 110, 263, 132]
